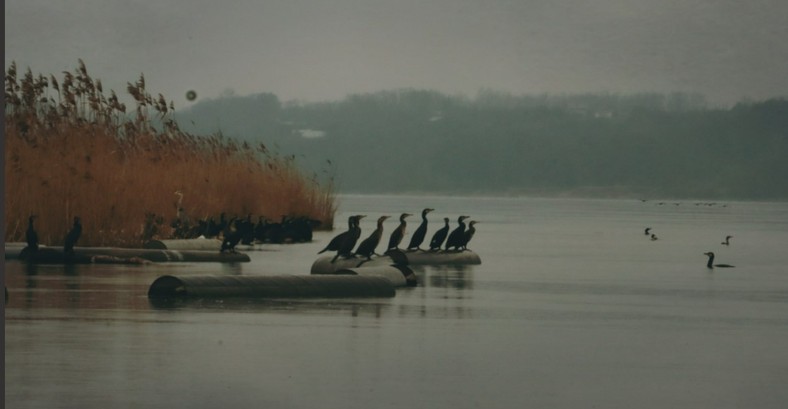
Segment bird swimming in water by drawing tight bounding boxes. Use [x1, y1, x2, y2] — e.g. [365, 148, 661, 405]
[23, 216, 40, 257]
[459, 220, 478, 251]
[386, 213, 412, 252]
[64, 216, 82, 255]
[644, 227, 652, 235]
[354, 215, 390, 260]
[333, 215, 366, 262]
[445, 215, 470, 251]
[650, 233, 658, 241]
[318, 215, 358, 254]
[721, 235, 732, 245]
[406, 208, 434, 251]
[429, 217, 450, 251]
[704, 252, 734, 269]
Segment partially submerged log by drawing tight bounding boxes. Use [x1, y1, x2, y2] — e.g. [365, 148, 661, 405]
[10, 246, 250, 263]
[148, 274, 396, 298]
[144, 238, 267, 252]
[312, 263, 417, 287]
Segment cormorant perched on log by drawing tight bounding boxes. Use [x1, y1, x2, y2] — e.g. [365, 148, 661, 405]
[429, 217, 450, 251]
[332, 215, 366, 262]
[445, 215, 469, 251]
[406, 208, 434, 251]
[721, 235, 732, 245]
[220, 218, 243, 253]
[318, 215, 357, 254]
[704, 252, 734, 269]
[355, 215, 390, 260]
[64, 216, 82, 254]
[459, 220, 477, 251]
[25, 215, 39, 252]
[386, 213, 412, 252]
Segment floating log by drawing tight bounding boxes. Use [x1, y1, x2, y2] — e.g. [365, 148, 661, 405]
[9, 246, 249, 263]
[385, 249, 481, 265]
[309, 250, 480, 274]
[148, 274, 396, 298]
[143, 238, 267, 252]
[312, 263, 416, 287]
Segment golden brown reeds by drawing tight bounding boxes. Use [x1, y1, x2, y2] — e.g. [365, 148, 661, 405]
[4, 60, 336, 247]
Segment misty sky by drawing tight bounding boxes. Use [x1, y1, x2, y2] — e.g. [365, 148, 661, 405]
[5, 0, 788, 109]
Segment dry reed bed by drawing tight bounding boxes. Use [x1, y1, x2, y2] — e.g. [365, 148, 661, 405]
[4, 60, 336, 247]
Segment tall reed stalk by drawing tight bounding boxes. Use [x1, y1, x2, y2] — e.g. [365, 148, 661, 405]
[4, 60, 336, 247]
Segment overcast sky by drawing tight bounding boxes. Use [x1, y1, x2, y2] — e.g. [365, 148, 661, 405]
[5, 0, 788, 109]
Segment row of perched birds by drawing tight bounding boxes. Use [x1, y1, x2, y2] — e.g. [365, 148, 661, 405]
[644, 226, 735, 269]
[166, 212, 321, 245]
[22, 215, 82, 256]
[318, 209, 478, 263]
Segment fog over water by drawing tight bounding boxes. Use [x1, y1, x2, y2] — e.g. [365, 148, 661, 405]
[5, 195, 788, 408]
[5, 0, 788, 107]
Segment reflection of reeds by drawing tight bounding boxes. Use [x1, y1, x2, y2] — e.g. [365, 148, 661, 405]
[4, 60, 336, 247]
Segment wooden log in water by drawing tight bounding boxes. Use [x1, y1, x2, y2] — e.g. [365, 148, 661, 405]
[332, 265, 417, 287]
[310, 254, 398, 274]
[8, 246, 250, 263]
[148, 274, 396, 299]
[144, 238, 267, 252]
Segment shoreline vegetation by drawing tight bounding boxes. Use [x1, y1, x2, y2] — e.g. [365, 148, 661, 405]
[4, 60, 336, 248]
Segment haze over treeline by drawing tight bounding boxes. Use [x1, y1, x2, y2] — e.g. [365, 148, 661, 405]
[174, 90, 788, 200]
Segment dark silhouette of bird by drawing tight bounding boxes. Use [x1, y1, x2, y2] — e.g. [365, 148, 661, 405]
[722, 235, 732, 245]
[386, 213, 412, 252]
[459, 220, 478, 250]
[354, 215, 390, 260]
[24, 215, 39, 253]
[445, 215, 470, 251]
[406, 208, 434, 251]
[429, 217, 450, 251]
[220, 218, 243, 253]
[644, 227, 652, 235]
[704, 252, 734, 269]
[650, 233, 658, 241]
[318, 215, 357, 254]
[64, 216, 82, 254]
[332, 215, 366, 262]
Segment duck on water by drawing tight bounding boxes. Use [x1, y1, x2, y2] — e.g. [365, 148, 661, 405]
[704, 252, 735, 269]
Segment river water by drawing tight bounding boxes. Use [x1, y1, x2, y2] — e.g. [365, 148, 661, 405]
[5, 195, 788, 409]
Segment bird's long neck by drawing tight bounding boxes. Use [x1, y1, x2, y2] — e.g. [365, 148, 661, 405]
[706, 254, 714, 268]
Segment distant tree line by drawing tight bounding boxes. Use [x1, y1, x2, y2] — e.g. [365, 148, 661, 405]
[174, 90, 788, 200]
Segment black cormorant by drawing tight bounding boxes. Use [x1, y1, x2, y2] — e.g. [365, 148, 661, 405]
[64, 216, 82, 254]
[354, 215, 390, 260]
[704, 252, 734, 269]
[333, 215, 366, 262]
[650, 233, 658, 241]
[722, 235, 732, 245]
[25, 216, 39, 252]
[318, 215, 356, 254]
[386, 213, 412, 252]
[429, 217, 450, 251]
[220, 218, 243, 253]
[459, 220, 478, 250]
[644, 227, 652, 235]
[445, 215, 469, 251]
[406, 208, 434, 251]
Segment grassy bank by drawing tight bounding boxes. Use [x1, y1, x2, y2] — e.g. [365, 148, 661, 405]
[4, 60, 336, 247]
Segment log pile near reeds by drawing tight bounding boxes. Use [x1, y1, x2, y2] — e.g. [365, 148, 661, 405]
[4, 60, 336, 248]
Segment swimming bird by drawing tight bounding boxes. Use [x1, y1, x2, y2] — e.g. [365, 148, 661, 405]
[429, 217, 450, 251]
[386, 213, 412, 252]
[644, 227, 652, 235]
[459, 220, 478, 250]
[704, 252, 734, 269]
[406, 208, 434, 251]
[354, 215, 390, 260]
[721, 235, 732, 245]
[650, 233, 658, 241]
[445, 215, 470, 251]
[64, 216, 82, 254]
[333, 215, 366, 262]
[25, 215, 39, 252]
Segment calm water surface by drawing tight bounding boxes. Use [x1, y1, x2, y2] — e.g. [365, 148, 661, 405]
[5, 195, 788, 409]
